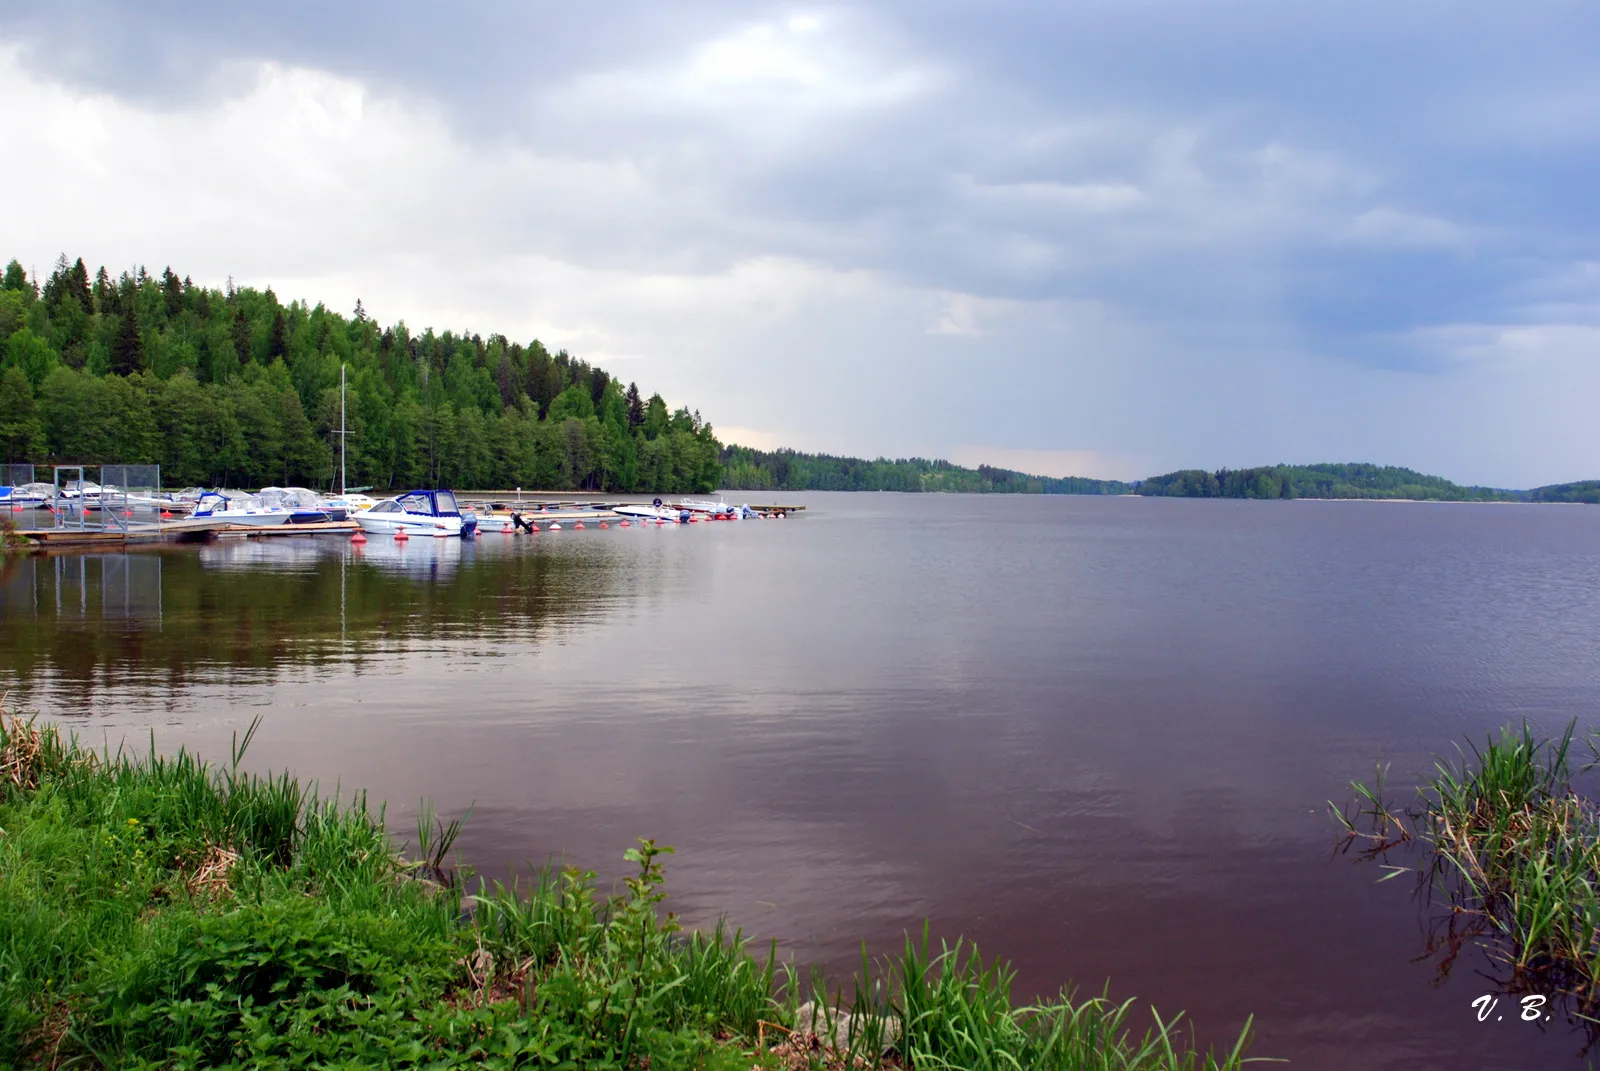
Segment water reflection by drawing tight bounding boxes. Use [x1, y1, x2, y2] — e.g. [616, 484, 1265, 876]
[0, 537, 625, 694]
[3, 496, 1600, 1069]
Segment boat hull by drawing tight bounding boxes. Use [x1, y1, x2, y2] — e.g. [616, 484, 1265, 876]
[355, 513, 464, 537]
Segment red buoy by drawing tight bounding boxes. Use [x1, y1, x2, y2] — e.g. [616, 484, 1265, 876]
[394, 528, 409, 541]
[575, 521, 585, 529]
[619, 520, 630, 527]
[160, 510, 173, 519]
[350, 530, 367, 544]
[599, 521, 609, 529]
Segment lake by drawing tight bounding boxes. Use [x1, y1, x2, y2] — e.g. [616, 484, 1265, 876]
[4, 492, 1599, 1068]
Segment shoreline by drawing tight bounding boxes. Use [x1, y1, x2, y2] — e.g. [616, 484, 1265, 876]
[0, 711, 1256, 1069]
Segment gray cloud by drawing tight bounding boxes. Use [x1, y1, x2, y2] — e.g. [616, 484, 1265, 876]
[1, 1, 1598, 485]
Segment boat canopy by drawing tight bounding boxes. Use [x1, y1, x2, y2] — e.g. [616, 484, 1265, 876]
[199, 489, 267, 510]
[395, 490, 463, 516]
[260, 487, 324, 510]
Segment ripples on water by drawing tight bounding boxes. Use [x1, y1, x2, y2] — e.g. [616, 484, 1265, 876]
[4, 494, 1600, 1068]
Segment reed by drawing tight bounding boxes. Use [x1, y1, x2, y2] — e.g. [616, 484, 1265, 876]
[1337, 720, 1600, 1011]
[0, 710, 1259, 1069]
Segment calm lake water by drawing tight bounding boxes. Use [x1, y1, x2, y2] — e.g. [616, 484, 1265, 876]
[4, 493, 1600, 1068]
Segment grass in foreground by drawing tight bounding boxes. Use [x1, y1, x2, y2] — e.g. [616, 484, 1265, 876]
[0, 710, 1257, 1069]
[1336, 720, 1600, 1015]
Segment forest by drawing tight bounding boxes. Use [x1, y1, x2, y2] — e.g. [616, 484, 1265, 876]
[1134, 463, 1517, 501]
[1527, 480, 1600, 504]
[0, 256, 721, 493]
[718, 446, 1129, 494]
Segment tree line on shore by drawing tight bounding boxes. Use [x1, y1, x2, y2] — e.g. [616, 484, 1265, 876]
[0, 256, 720, 492]
[1133, 462, 1516, 501]
[2, 256, 1591, 501]
[718, 446, 1129, 494]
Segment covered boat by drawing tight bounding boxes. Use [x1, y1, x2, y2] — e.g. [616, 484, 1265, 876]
[354, 490, 477, 538]
[190, 490, 294, 526]
[259, 486, 339, 523]
[0, 482, 53, 508]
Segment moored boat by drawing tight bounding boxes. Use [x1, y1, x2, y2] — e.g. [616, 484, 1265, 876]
[354, 490, 477, 538]
[260, 487, 339, 523]
[612, 498, 690, 523]
[190, 490, 294, 527]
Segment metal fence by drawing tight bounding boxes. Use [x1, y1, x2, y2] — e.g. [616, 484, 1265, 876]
[51, 464, 163, 533]
[0, 463, 33, 487]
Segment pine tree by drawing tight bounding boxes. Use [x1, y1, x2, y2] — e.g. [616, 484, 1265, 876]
[625, 382, 644, 428]
[232, 309, 251, 366]
[41, 254, 70, 307]
[162, 267, 183, 319]
[66, 258, 92, 313]
[268, 309, 288, 360]
[110, 302, 146, 376]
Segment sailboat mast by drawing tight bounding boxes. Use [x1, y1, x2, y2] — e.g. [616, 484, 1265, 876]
[339, 363, 347, 497]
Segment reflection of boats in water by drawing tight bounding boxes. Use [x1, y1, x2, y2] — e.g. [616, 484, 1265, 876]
[349, 531, 469, 577]
[355, 491, 477, 537]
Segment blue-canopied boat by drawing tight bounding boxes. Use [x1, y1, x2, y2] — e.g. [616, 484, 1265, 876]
[354, 490, 477, 538]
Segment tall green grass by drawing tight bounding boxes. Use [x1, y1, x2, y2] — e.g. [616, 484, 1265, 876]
[1, 711, 1259, 1069]
[1337, 720, 1600, 1012]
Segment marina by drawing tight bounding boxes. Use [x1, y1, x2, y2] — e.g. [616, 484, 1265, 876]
[5, 471, 806, 549]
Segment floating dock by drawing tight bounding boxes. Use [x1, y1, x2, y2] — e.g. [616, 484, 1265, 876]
[15, 517, 359, 546]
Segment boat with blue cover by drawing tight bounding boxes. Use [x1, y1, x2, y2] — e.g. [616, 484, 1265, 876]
[354, 490, 477, 537]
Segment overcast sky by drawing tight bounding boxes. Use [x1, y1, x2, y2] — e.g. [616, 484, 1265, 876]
[1, 2, 1596, 486]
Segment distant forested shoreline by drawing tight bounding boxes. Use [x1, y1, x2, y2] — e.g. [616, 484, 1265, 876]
[2, 256, 1594, 501]
[718, 446, 1130, 494]
[721, 452, 1594, 503]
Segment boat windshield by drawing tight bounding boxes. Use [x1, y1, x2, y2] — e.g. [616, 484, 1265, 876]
[435, 491, 459, 514]
[397, 493, 433, 514]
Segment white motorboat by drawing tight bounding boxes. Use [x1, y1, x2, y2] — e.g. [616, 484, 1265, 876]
[354, 490, 476, 537]
[612, 498, 690, 523]
[190, 490, 294, 527]
[0, 482, 53, 508]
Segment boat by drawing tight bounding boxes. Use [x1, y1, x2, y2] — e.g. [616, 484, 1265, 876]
[259, 487, 340, 523]
[354, 490, 477, 538]
[58, 479, 101, 500]
[190, 490, 294, 527]
[0, 482, 53, 508]
[612, 498, 691, 523]
[673, 496, 755, 520]
[324, 492, 377, 512]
